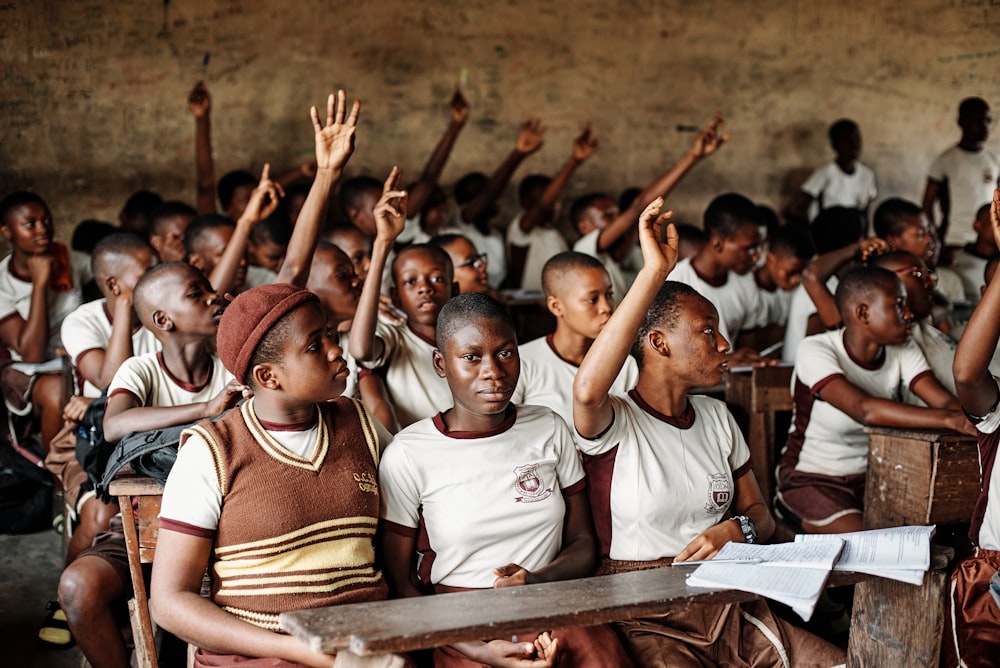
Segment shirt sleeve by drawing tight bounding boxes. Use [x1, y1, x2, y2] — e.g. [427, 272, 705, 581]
[572, 230, 601, 259]
[575, 394, 628, 457]
[723, 405, 752, 474]
[794, 334, 845, 393]
[61, 304, 106, 367]
[800, 164, 829, 198]
[361, 321, 401, 370]
[378, 441, 422, 531]
[928, 150, 949, 182]
[107, 355, 155, 405]
[896, 338, 933, 389]
[506, 213, 530, 247]
[158, 431, 223, 534]
[551, 412, 586, 491]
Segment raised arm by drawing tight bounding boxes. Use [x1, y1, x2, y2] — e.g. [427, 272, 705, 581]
[348, 168, 408, 362]
[0, 254, 53, 362]
[801, 238, 887, 330]
[407, 87, 468, 216]
[954, 188, 1000, 417]
[574, 198, 678, 438]
[595, 111, 728, 252]
[188, 82, 216, 215]
[519, 125, 597, 234]
[278, 91, 361, 286]
[460, 117, 545, 229]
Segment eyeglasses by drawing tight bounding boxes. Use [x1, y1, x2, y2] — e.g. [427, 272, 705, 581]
[892, 266, 938, 287]
[459, 253, 488, 270]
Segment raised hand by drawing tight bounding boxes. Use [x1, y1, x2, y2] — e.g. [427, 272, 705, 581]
[572, 124, 598, 162]
[857, 237, 890, 261]
[450, 86, 470, 125]
[243, 164, 285, 222]
[690, 110, 729, 159]
[187, 81, 211, 118]
[637, 197, 679, 277]
[516, 117, 545, 155]
[991, 188, 1000, 250]
[373, 166, 408, 242]
[310, 89, 362, 172]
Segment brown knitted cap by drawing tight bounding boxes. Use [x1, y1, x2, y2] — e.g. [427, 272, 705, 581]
[217, 283, 319, 382]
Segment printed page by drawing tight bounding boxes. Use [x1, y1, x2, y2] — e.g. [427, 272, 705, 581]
[795, 525, 934, 584]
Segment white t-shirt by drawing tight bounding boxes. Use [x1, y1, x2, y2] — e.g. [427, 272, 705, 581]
[379, 404, 585, 589]
[441, 219, 507, 287]
[669, 257, 766, 344]
[576, 392, 751, 561]
[972, 403, 1000, 551]
[108, 351, 233, 409]
[361, 322, 451, 428]
[784, 330, 932, 477]
[0, 251, 90, 361]
[572, 229, 629, 304]
[936, 266, 966, 305]
[904, 318, 957, 405]
[782, 277, 838, 363]
[61, 299, 162, 397]
[801, 161, 878, 219]
[928, 146, 1000, 245]
[512, 335, 638, 427]
[952, 249, 989, 304]
[506, 213, 569, 292]
[244, 265, 277, 289]
[757, 285, 794, 327]
[338, 331, 360, 400]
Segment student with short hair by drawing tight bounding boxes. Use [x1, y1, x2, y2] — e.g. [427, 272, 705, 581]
[118, 190, 163, 237]
[247, 213, 292, 273]
[952, 202, 998, 304]
[430, 233, 493, 296]
[148, 200, 197, 264]
[777, 266, 973, 534]
[753, 223, 814, 327]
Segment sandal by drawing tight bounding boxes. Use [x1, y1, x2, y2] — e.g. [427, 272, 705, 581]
[37, 600, 75, 649]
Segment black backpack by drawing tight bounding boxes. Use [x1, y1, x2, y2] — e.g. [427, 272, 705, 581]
[0, 436, 53, 534]
[74, 391, 112, 493]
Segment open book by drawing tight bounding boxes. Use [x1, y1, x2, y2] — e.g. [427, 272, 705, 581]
[795, 525, 935, 585]
[685, 540, 844, 620]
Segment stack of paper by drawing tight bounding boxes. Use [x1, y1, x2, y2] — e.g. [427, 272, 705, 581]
[795, 525, 935, 585]
[686, 540, 844, 620]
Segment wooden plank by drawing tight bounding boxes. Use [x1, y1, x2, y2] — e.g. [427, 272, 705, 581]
[280, 566, 867, 656]
[108, 475, 164, 496]
[928, 440, 982, 525]
[119, 491, 159, 668]
[750, 366, 794, 413]
[865, 426, 971, 443]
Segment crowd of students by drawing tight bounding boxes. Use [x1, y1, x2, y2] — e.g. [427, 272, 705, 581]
[0, 81, 997, 667]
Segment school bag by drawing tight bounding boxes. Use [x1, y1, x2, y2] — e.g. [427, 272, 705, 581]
[0, 434, 53, 534]
[74, 390, 112, 493]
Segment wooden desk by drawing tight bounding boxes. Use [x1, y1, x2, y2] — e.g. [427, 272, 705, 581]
[724, 365, 794, 503]
[864, 427, 980, 530]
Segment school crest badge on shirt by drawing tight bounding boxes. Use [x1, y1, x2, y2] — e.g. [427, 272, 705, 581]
[704, 473, 731, 513]
[513, 464, 552, 503]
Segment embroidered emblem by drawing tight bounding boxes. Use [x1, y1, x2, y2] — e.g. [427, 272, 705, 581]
[513, 464, 552, 503]
[704, 473, 731, 513]
[354, 471, 378, 494]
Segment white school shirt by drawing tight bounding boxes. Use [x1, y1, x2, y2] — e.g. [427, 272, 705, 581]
[60, 299, 162, 398]
[784, 330, 932, 477]
[572, 229, 629, 303]
[0, 251, 90, 361]
[936, 266, 966, 305]
[952, 249, 989, 304]
[361, 322, 452, 428]
[337, 331, 360, 400]
[379, 405, 585, 589]
[800, 161, 877, 220]
[108, 351, 233, 409]
[244, 265, 277, 289]
[441, 219, 507, 287]
[576, 392, 751, 561]
[906, 318, 957, 404]
[506, 213, 569, 292]
[512, 334, 638, 427]
[971, 404, 1000, 551]
[928, 146, 1000, 246]
[669, 257, 767, 344]
[757, 285, 794, 327]
[782, 277, 838, 363]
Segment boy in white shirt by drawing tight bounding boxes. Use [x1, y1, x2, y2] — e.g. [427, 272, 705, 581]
[952, 202, 997, 304]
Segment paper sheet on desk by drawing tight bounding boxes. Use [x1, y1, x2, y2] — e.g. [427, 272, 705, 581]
[796, 525, 935, 585]
[686, 540, 844, 620]
[10, 358, 64, 375]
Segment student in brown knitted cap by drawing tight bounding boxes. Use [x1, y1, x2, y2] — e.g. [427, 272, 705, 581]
[150, 281, 394, 667]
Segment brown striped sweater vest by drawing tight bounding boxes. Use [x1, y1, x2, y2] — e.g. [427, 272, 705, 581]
[181, 397, 388, 631]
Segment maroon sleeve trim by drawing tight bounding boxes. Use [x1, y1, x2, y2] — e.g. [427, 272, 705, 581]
[575, 407, 616, 441]
[108, 388, 141, 403]
[561, 478, 587, 497]
[810, 373, 845, 397]
[732, 460, 753, 481]
[908, 369, 934, 392]
[381, 518, 418, 538]
[158, 517, 216, 539]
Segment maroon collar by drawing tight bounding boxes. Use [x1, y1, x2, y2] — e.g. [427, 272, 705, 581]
[628, 388, 696, 430]
[157, 351, 213, 393]
[433, 404, 518, 439]
[259, 408, 319, 432]
[545, 334, 581, 368]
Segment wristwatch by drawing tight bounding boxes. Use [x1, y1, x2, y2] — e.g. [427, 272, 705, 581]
[732, 515, 758, 544]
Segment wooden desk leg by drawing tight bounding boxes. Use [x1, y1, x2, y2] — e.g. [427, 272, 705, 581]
[748, 412, 773, 504]
[119, 497, 158, 668]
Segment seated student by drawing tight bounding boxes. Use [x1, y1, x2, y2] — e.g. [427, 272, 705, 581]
[350, 169, 455, 428]
[321, 220, 373, 281]
[247, 213, 292, 274]
[148, 201, 196, 264]
[669, 192, 773, 366]
[118, 190, 163, 237]
[507, 126, 598, 291]
[786, 119, 877, 224]
[512, 252, 637, 426]
[571, 111, 728, 301]
[776, 266, 973, 535]
[430, 233, 493, 296]
[947, 188, 1000, 668]
[753, 223, 814, 328]
[0, 191, 91, 453]
[380, 293, 632, 668]
[150, 283, 393, 667]
[953, 202, 998, 304]
[573, 198, 844, 666]
[922, 96, 998, 247]
[58, 261, 244, 668]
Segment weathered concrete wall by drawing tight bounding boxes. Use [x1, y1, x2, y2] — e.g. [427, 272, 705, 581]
[1, 0, 998, 249]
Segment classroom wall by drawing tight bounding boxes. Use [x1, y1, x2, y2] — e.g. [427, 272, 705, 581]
[1, 0, 998, 250]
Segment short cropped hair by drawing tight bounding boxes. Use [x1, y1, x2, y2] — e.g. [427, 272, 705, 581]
[132, 261, 198, 326]
[834, 265, 900, 315]
[428, 233, 468, 250]
[217, 171, 256, 210]
[541, 251, 606, 297]
[91, 233, 153, 280]
[631, 281, 704, 368]
[0, 191, 46, 227]
[811, 207, 866, 254]
[71, 220, 117, 254]
[828, 119, 859, 146]
[391, 244, 454, 285]
[873, 198, 922, 239]
[121, 190, 163, 221]
[959, 97, 989, 119]
[674, 223, 708, 245]
[183, 214, 234, 257]
[769, 224, 815, 261]
[338, 176, 382, 218]
[518, 174, 551, 202]
[149, 201, 197, 236]
[454, 172, 488, 205]
[245, 313, 298, 386]
[703, 193, 760, 238]
[569, 193, 609, 226]
[436, 292, 515, 352]
[250, 213, 293, 247]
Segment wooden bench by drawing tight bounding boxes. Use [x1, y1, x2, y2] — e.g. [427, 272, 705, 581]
[281, 548, 952, 667]
[724, 364, 794, 503]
